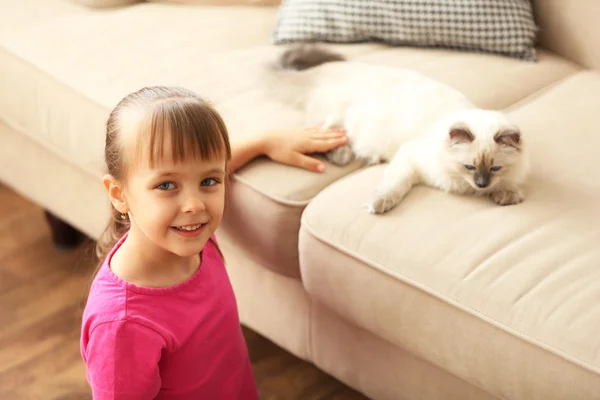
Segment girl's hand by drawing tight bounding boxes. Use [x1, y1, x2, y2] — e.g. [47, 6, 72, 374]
[261, 127, 348, 172]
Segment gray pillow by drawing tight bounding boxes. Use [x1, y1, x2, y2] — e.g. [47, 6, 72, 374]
[272, 0, 538, 61]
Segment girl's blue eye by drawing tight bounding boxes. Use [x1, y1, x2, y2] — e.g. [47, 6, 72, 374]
[201, 178, 219, 187]
[490, 166, 503, 172]
[464, 164, 476, 171]
[156, 182, 176, 191]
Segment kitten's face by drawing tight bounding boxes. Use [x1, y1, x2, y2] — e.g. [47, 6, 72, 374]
[445, 110, 524, 192]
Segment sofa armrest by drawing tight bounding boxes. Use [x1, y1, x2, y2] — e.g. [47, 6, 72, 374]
[533, 0, 600, 70]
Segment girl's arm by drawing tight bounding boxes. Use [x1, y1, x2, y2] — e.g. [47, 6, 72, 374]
[228, 127, 347, 173]
[83, 321, 163, 399]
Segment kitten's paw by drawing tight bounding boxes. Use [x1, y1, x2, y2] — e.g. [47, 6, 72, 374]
[367, 193, 400, 214]
[326, 144, 355, 166]
[490, 190, 524, 206]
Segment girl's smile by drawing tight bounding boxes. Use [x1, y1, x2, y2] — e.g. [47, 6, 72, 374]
[170, 223, 206, 237]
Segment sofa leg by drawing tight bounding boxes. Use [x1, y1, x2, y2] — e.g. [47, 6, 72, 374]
[43, 211, 84, 251]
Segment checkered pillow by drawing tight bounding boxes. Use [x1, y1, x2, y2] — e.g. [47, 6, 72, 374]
[272, 0, 538, 61]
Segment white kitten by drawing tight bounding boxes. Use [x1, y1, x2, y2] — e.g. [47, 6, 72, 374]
[368, 108, 528, 213]
[268, 45, 529, 212]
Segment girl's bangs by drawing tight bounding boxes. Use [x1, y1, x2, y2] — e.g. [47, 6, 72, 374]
[136, 98, 231, 168]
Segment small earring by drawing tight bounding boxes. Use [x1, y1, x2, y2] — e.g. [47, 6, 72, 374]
[120, 213, 128, 220]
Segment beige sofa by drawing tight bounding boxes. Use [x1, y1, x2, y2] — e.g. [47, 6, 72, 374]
[2, 0, 600, 399]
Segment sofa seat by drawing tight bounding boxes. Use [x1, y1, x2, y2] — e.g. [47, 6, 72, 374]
[0, 2, 581, 279]
[299, 71, 600, 400]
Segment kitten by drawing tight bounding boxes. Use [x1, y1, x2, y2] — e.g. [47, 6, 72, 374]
[368, 108, 528, 214]
[268, 44, 529, 212]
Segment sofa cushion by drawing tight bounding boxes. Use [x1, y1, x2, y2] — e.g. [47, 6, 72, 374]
[0, 0, 581, 278]
[299, 71, 600, 399]
[273, 0, 539, 60]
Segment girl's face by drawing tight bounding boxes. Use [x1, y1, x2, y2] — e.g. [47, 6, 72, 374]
[121, 135, 227, 260]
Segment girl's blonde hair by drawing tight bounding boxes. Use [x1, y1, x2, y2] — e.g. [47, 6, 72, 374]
[95, 86, 231, 264]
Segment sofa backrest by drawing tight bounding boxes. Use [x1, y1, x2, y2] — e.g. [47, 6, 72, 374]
[533, 0, 600, 70]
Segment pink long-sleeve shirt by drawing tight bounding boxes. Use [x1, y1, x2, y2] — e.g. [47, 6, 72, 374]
[80, 233, 258, 399]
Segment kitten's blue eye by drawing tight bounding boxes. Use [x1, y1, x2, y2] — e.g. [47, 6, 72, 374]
[464, 164, 476, 171]
[490, 166, 503, 172]
[201, 178, 219, 187]
[156, 182, 176, 191]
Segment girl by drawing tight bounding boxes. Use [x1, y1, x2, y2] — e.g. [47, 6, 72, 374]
[80, 86, 347, 399]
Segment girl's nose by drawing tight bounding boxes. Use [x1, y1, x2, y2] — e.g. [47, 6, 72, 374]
[182, 197, 206, 213]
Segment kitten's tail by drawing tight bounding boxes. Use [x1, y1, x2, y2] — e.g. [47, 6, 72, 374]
[262, 44, 346, 108]
[277, 43, 346, 71]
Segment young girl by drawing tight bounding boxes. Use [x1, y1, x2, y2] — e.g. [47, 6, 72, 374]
[80, 86, 347, 399]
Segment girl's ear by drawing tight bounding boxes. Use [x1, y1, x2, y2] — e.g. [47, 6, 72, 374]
[102, 174, 128, 214]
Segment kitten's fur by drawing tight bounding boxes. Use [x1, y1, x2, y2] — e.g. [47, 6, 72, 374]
[268, 44, 529, 213]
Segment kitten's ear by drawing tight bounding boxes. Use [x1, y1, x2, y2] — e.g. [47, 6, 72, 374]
[449, 128, 474, 145]
[495, 128, 521, 149]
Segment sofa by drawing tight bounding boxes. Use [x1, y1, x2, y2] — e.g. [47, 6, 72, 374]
[1, 0, 599, 399]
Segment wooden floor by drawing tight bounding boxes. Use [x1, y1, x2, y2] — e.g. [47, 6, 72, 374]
[0, 184, 368, 400]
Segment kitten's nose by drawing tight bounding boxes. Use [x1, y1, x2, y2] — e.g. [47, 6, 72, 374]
[474, 173, 490, 188]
